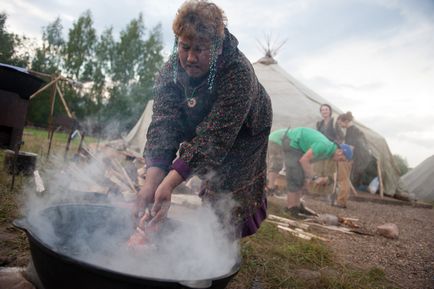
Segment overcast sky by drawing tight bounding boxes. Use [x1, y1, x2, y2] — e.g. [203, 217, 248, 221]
[2, 0, 433, 167]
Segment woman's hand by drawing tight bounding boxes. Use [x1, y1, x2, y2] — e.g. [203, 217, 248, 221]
[148, 170, 184, 225]
[148, 183, 173, 225]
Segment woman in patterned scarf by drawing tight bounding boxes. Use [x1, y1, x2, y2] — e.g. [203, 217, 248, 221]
[135, 0, 272, 239]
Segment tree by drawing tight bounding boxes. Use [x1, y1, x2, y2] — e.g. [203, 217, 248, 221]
[64, 10, 96, 81]
[31, 17, 64, 74]
[101, 14, 164, 134]
[393, 154, 410, 176]
[62, 11, 99, 121]
[0, 12, 29, 67]
[93, 27, 115, 107]
[17, 11, 164, 136]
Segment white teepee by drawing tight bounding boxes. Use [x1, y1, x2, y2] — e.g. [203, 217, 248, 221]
[253, 55, 400, 197]
[398, 155, 434, 202]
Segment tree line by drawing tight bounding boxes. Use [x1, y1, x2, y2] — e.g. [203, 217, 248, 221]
[1, 11, 164, 138]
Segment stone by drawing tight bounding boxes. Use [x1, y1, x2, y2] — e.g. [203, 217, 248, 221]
[376, 223, 399, 239]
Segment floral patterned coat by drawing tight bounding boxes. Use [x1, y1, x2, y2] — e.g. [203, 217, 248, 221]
[144, 29, 272, 227]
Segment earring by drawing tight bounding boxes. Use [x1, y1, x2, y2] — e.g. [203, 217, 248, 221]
[207, 38, 221, 92]
[171, 37, 179, 84]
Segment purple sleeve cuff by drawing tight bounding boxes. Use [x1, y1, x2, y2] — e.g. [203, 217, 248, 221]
[146, 157, 172, 172]
[171, 158, 192, 180]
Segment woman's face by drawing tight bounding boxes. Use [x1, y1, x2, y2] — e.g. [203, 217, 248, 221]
[338, 119, 350, 128]
[178, 36, 212, 79]
[320, 105, 331, 119]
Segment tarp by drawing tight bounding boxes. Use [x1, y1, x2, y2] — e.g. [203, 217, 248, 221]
[398, 155, 434, 202]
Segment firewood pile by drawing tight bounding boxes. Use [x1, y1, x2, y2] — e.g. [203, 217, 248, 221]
[266, 213, 364, 242]
[33, 142, 147, 203]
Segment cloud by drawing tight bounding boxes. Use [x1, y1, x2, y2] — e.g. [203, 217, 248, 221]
[282, 3, 434, 166]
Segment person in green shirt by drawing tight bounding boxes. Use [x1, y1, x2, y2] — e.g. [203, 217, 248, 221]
[267, 127, 353, 218]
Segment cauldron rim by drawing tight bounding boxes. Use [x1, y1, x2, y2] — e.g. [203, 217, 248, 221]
[14, 203, 241, 287]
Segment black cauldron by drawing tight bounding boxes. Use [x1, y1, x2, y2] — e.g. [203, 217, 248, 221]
[14, 204, 239, 289]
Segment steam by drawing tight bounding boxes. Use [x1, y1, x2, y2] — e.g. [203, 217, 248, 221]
[22, 153, 239, 282]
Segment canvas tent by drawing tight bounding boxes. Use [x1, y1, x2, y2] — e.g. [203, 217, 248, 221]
[123, 100, 154, 155]
[253, 55, 400, 197]
[397, 155, 434, 202]
[123, 55, 400, 197]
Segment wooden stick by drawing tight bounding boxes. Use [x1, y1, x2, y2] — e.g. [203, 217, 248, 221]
[377, 159, 384, 198]
[305, 222, 355, 235]
[349, 177, 358, 196]
[56, 82, 85, 153]
[277, 225, 329, 241]
[268, 214, 310, 230]
[56, 84, 73, 118]
[29, 75, 62, 100]
[29, 69, 54, 78]
[29, 70, 69, 81]
[266, 220, 325, 240]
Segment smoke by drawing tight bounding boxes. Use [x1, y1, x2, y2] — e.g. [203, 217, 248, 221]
[21, 153, 240, 283]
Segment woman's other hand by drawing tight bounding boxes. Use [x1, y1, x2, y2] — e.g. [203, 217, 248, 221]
[134, 167, 166, 219]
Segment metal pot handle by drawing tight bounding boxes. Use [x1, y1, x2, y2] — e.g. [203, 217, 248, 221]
[12, 218, 29, 232]
[179, 279, 212, 288]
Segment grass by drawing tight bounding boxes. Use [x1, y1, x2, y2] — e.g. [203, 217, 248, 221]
[227, 216, 398, 289]
[21, 126, 97, 160]
[0, 128, 398, 288]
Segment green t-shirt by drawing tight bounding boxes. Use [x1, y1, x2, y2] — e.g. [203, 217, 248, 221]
[269, 127, 337, 161]
[268, 128, 288, 145]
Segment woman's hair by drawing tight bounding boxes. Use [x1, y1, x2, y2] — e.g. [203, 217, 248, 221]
[338, 111, 354, 122]
[320, 103, 333, 115]
[172, 0, 227, 42]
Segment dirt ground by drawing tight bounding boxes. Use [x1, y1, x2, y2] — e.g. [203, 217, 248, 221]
[275, 191, 434, 289]
[1, 191, 433, 289]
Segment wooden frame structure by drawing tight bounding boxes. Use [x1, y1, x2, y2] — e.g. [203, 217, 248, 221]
[27, 70, 85, 160]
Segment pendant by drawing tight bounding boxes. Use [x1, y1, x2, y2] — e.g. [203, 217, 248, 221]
[187, 98, 197, 108]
